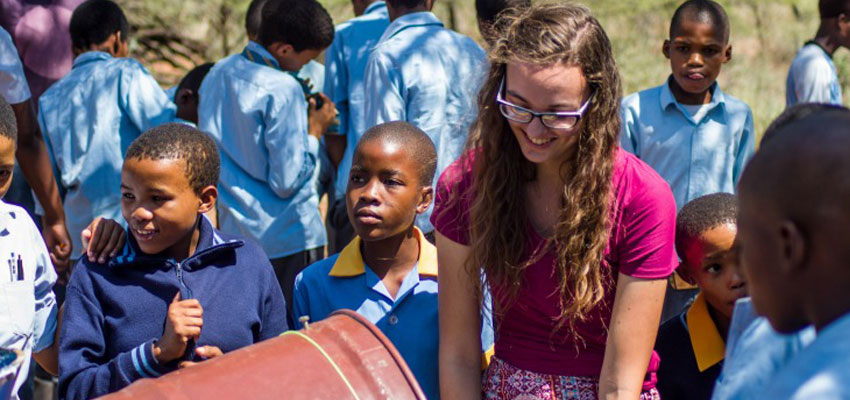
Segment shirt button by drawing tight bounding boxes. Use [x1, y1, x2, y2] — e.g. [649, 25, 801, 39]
[388, 314, 399, 325]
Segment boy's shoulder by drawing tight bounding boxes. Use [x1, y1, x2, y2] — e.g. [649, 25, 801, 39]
[296, 254, 342, 287]
[656, 312, 690, 352]
[620, 84, 665, 113]
[0, 200, 38, 235]
[714, 87, 752, 117]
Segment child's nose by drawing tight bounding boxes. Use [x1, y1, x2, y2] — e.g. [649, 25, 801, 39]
[687, 52, 704, 66]
[131, 206, 154, 222]
[728, 269, 746, 290]
[359, 180, 380, 203]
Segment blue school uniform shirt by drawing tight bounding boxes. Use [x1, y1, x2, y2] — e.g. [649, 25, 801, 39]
[0, 200, 58, 400]
[363, 11, 487, 233]
[293, 228, 494, 400]
[0, 26, 31, 104]
[297, 60, 325, 96]
[324, 1, 390, 200]
[37, 52, 176, 258]
[198, 41, 326, 259]
[620, 79, 755, 209]
[711, 298, 815, 400]
[786, 42, 842, 107]
[763, 312, 850, 399]
[59, 216, 288, 400]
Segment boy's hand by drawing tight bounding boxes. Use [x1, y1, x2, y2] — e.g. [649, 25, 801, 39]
[177, 346, 224, 369]
[153, 292, 203, 364]
[308, 93, 338, 140]
[42, 219, 72, 273]
[81, 217, 126, 264]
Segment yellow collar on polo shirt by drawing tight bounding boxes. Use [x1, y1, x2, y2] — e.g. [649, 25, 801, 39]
[328, 227, 438, 277]
[686, 291, 726, 372]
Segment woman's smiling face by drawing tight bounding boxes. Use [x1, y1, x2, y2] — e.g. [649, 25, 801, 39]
[503, 62, 592, 167]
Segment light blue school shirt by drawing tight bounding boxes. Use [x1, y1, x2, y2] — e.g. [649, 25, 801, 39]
[0, 26, 31, 104]
[786, 42, 842, 107]
[0, 200, 58, 400]
[324, 1, 390, 199]
[198, 41, 325, 259]
[297, 60, 325, 96]
[620, 80, 755, 209]
[38, 52, 176, 258]
[763, 311, 850, 399]
[712, 298, 815, 400]
[293, 228, 494, 400]
[363, 11, 487, 233]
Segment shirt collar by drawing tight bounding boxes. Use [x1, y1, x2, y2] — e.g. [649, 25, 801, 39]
[364, 0, 387, 15]
[243, 41, 280, 69]
[329, 227, 438, 277]
[73, 51, 112, 68]
[660, 76, 726, 115]
[379, 11, 444, 43]
[686, 292, 726, 372]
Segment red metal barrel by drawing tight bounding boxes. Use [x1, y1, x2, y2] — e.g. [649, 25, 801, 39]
[99, 310, 428, 400]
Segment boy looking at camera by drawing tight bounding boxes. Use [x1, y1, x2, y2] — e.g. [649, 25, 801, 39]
[59, 124, 287, 400]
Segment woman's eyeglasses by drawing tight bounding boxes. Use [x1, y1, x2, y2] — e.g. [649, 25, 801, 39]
[495, 77, 595, 130]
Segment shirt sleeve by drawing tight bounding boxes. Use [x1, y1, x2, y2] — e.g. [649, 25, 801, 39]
[59, 269, 172, 400]
[0, 28, 31, 104]
[323, 33, 349, 137]
[263, 82, 319, 199]
[118, 61, 177, 133]
[792, 57, 839, 105]
[27, 215, 58, 353]
[431, 155, 474, 245]
[733, 107, 755, 186]
[363, 51, 405, 131]
[615, 165, 677, 279]
[291, 272, 310, 329]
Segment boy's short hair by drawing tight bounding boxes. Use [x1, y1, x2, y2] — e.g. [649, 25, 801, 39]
[820, 0, 850, 18]
[0, 97, 16, 144]
[245, 0, 269, 39]
[258, 0, 334, 52]
[669, 0, 730, 43]
[763, 103, 845, 144]
[476, 0, 530, 26]
[176, 63, 215, 99]
[125, 123, 220, 195]
[358, 121, 437, 186]
[675, 192, 737, 258]
[386, 0, 426, 9]
[70, 0, 130, 51]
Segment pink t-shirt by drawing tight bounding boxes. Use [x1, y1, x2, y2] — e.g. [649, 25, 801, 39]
[432, 147, 676, 385]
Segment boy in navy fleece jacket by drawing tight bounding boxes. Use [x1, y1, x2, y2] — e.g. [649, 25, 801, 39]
[58, 123, 288, 400]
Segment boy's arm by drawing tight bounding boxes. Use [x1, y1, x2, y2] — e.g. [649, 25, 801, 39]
[258, 259, 289, 340]
[59, 280, 172, 400]
[733, 109, 755, 186]
[323, 34, 350, 141]
[263, 84, 319, 199]
[119, 62, 177, 133]
[27, 214, 60, 375]
[363, 52, 405, 130]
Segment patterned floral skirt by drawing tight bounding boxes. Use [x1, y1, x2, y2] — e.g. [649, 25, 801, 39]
[483, 356, 662, 400]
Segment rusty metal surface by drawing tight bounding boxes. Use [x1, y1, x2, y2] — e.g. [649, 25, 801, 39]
[99, 310, 427, 400]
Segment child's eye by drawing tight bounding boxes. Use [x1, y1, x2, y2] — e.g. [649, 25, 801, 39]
[121, 192, 134, 200]
[350, 175, 365, 184]
[676, 45, 689, 52]
[706, 263, 722, 274]
[384, 179, 403, 186]
[152, 195, 167, 203]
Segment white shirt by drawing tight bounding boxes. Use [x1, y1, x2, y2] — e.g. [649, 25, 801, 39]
[0, 26, 31, 104]
[0, 200, 58, 400]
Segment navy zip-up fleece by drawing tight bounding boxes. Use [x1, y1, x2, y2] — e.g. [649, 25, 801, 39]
[59, 217, 288, 400]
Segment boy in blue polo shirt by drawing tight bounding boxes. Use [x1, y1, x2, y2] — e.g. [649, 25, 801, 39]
[620, 0, 754, 322]
[786, 0, 850, 106]
[362, 0, 486, 238]
[38, 0, 176, 261]
[198, 0, 338, 311]
[293, 122, 493, 400]
[59, 124, 288, 400]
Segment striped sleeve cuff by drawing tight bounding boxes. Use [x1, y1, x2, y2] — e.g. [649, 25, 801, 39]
[131, 340, 172, 378]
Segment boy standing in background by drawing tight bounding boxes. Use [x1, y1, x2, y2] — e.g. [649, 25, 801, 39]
[38, 0, 176, 261]
[620, 0, 754, 322]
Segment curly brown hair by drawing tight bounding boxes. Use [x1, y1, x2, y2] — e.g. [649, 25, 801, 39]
[458, 2, 622, 337]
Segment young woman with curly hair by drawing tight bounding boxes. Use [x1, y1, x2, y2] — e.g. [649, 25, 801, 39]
[432, 3, 677, 399]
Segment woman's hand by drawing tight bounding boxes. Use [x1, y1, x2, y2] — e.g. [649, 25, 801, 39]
[598, 273, 667, 400]
[436, 232, 483, 400]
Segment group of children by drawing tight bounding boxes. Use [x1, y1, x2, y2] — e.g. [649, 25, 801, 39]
[1, 0, 850, 399]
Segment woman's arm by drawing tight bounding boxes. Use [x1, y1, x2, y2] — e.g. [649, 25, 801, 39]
[437, 232, 483, 400]
[599, 273, 667, 400]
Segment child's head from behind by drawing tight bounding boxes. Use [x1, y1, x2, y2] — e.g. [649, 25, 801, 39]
[475, 0, 530, 45]
[676, 193, 746, 320]
[738, 106, 850, 333]
[245, 0, 268, 41]
[664, 0, 731, 104]
[347, 121, 436, 242]
[122, 123, 219, 260]
[258, 0, 334, 72]
[70, 0, 130, 58]
[0, 97, 16, 199]
[175, 63, 214, 125]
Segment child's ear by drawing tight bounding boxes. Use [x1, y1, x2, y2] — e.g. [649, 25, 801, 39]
[724, 44, 733, 63]
[676, 262, 697, 285]
[175, 88, 194, 106]
[778, 220, 806, 274]
[662, 39, 671, 59]
[416, 186, 434, 215]
[197, 185, 218, 214]
[267, 42, 295, 58]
